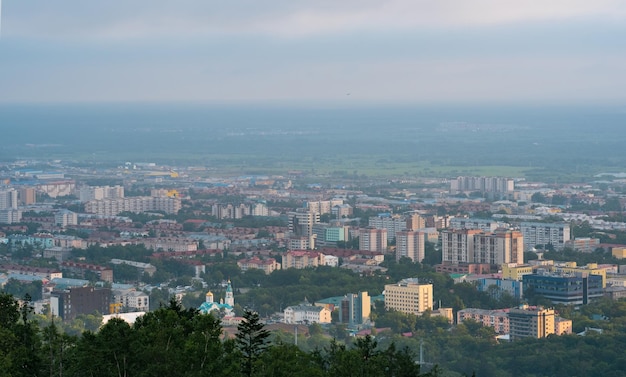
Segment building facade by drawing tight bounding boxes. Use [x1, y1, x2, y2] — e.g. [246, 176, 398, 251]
[359, 227, 388, 253]
[520, 222, 570, 251]
[384, 279, 433, 315]
[395, 230, 425, 263]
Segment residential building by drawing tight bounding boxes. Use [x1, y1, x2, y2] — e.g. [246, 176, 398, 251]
[288, 210, 319, 238]
[449, 218, 506, 232]
[450, 176, 514, 193]
[18, 187, 36, 205]
[237, 257, 281, 275]
[384, 279, 433, 315]
[286, 236, 315, 250]
[307, 199, 344, 215]
[473, 229, 524, 266]
[110, 259, 157, 276]
[78, 185, 124, 202]
[283, 250, 324, 269]
[0, 209, 22, 224]
[368, 214, 406, 240]
[85, 196, 181, 216]
[55, 210, 78, 227]
[457, 308, 510, 335]
[441, 228, 523, 267]
[441, 229, 482, 264]
[555, 317, 573, 335]
[60, 261, 114, 283]
[395, 230, 425, 263]
[564, 238, 600, 253]
[113, 289, 150, 312]
[0, 263, 62, 280]
[520, 222, 570, 251]
[359, 227, 388, 253]
[332, 204, 353, 218]
[0, 188, 18, 210]
[508, 306, 555, 341]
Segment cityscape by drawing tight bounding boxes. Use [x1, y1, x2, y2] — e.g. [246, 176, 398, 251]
[2, 158, 626, 375]
[2, 1, 626, 376]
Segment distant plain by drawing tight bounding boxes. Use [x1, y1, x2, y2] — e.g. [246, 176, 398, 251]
[1, 103, 624, 181]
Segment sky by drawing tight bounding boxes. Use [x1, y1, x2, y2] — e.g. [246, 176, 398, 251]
[0, 0, 625, 105]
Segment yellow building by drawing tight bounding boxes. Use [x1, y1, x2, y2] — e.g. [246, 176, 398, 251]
[612, 247, 626, 260]
[508, 306, 555, 341]
[555, 317, 573, 335]
[384, 279, 433, 315]
[502, 263, 533, 281]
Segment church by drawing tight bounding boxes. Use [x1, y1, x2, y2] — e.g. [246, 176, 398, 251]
[198, 280, 235, 316]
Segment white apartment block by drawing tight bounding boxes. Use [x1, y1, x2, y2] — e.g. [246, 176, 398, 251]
[368, 214, 406, 240]
[450, 176, 514, 193]
[0, 209, 22, 224]
[55, 210, 78, 227]
[113, 289, 150, 312]
[520, 222, 570, 251]
[449, 218, 507, 232]
[0, 189, 18, 210]
[78, 185, 125, 202]
[85, 196, 181, 216]
[306, 199, 344, 215]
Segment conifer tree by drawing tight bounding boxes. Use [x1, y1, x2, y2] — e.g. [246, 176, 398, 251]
[236, 310, 270, 377]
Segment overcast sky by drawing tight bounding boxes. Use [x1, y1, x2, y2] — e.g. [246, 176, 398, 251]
[0, 0, 625, 104]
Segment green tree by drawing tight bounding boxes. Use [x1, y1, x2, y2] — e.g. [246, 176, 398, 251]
[236, 310, 270, 377]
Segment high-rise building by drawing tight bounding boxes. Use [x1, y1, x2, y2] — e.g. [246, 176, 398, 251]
[368, 214, 406, 240]
[441, 229, 482, 264]
[288, 210, 319, 238]
[384, 279, 432, 315]
[18, 187, 36, 205]
[359, 227, 388, 253]
[0, 188, 18, 210]
[441, 228, 523, 267]
[307, 199, 344, 215]
[450, 176, 514, 193]
[520, 222, 570, 251]
[79, 185, 124, 202]
[395, 230, 425, 263]
[406, 213, 426, 231]
[473, 229, 524, 265]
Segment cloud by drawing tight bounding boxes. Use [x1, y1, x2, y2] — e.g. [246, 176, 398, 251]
[3, 0, 626, 40]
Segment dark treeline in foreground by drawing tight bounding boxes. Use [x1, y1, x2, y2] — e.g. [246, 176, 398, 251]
[0, 293, 438, 377]
[5, 290, 626, 377]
